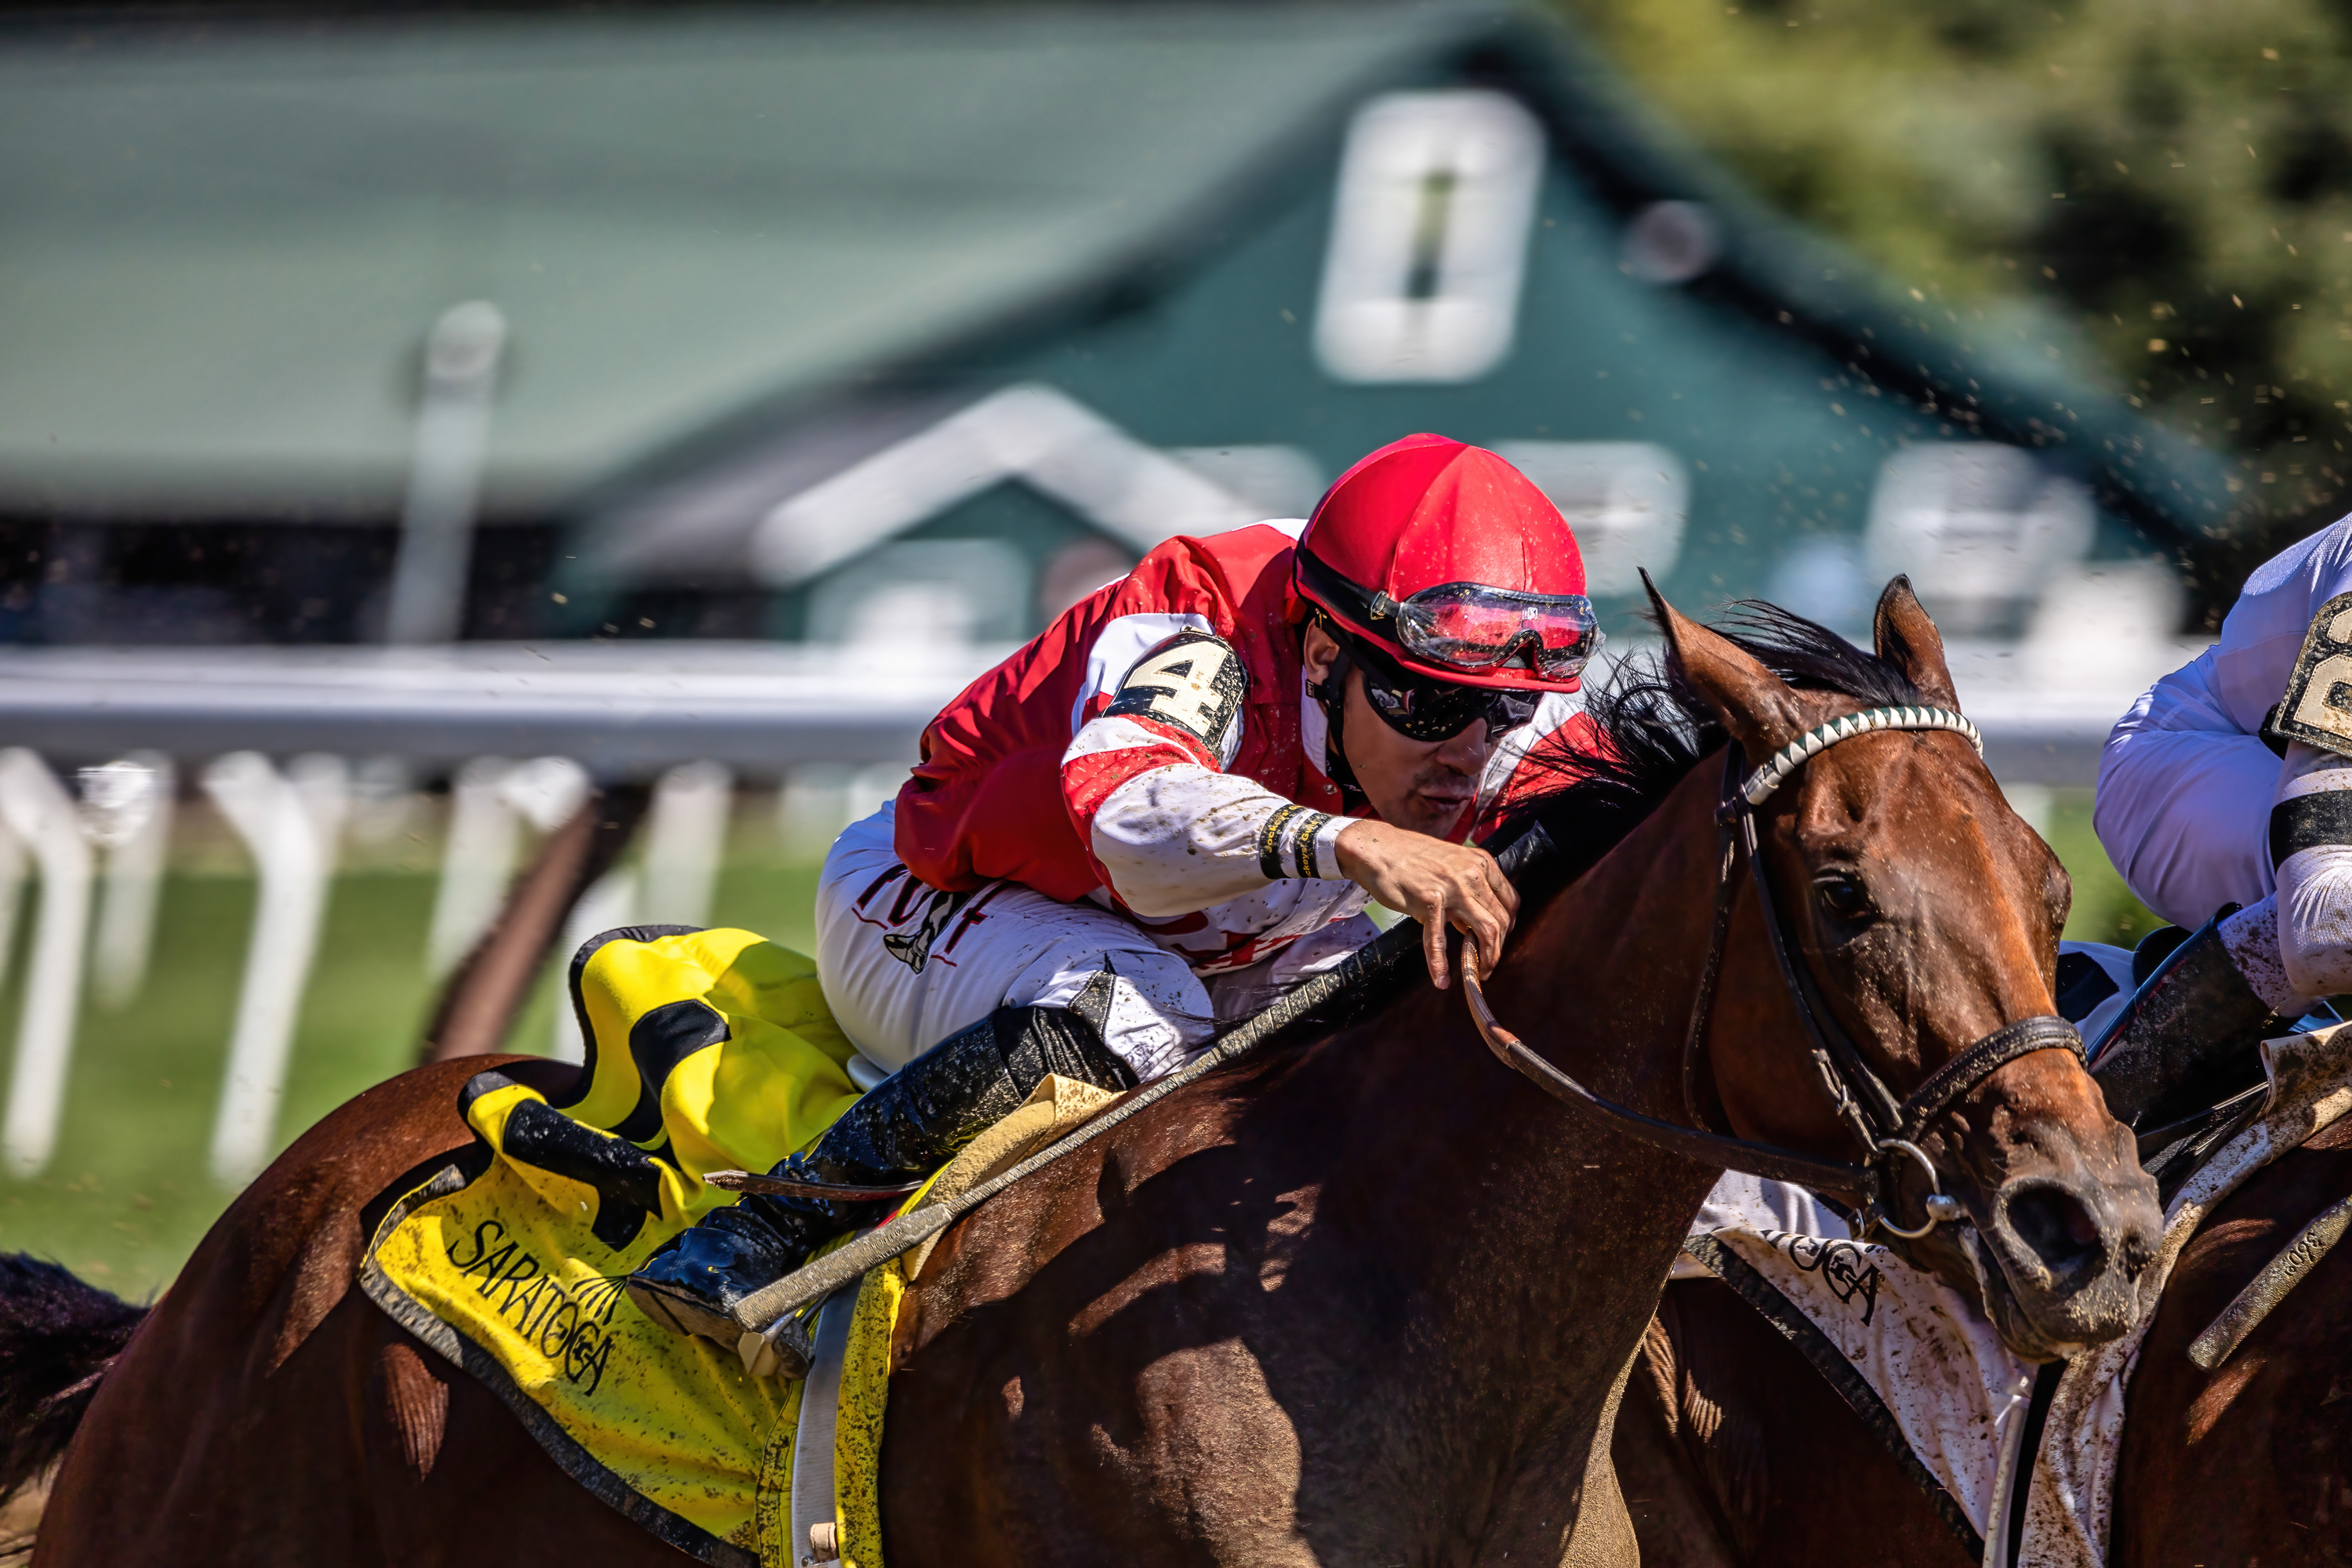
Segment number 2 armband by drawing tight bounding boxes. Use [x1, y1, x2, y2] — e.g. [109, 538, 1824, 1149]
[1103, 629, 1248, 768]
[2268, 591, 2352, 760]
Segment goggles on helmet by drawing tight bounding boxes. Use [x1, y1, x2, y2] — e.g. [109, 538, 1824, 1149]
[1324, 619, 1540, 742]
[1298, 549, 1603, 683]
[1385, 581, 1603, 680]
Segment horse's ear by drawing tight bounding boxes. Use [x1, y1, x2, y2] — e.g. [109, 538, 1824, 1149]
[1644, 572, 1808, 759]
[1871, 575, 1961, 709]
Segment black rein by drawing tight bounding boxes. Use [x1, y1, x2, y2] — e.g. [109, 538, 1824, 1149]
[1462, 706, 2085, 1240]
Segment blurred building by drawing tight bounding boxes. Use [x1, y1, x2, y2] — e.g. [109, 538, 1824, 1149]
[0, 2, 2227, 659]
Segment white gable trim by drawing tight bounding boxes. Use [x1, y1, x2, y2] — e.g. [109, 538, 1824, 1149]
[749, 383, 1263, 588]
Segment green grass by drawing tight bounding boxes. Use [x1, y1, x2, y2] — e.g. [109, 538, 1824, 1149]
[0, 869, 438, 1299]
[0, 787, 2153, 1301]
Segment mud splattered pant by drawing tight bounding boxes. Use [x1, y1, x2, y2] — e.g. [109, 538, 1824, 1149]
[815, 803, 1374, 1085]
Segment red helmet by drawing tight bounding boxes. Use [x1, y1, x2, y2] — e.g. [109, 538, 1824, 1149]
[1294, 434, 1599, 694]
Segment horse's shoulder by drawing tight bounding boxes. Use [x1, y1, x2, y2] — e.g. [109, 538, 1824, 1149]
[897, 1050, 1345, 1354]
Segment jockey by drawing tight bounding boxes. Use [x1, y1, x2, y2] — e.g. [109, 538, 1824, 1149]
[628, 434, 1603, 1346]
[2089, 515, 2352, 1113]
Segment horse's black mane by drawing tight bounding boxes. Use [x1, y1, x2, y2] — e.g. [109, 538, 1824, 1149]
[1492, 599, 1927, 903]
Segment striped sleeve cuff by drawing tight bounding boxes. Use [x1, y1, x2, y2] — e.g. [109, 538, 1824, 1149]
[1254, 804, 1359, 882]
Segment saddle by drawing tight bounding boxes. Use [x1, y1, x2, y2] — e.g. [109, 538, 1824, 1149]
[362, 926, 1117, 1568]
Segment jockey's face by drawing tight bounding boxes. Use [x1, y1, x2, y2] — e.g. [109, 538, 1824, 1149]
[1302, 620, 1493, 837]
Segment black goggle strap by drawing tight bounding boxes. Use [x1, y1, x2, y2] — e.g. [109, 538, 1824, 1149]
[1297, 549, 1385, 634]
[1298, 547, 1590, 674]
[1301, 549, 1469, 681]
[1305, 620, 1366, 802]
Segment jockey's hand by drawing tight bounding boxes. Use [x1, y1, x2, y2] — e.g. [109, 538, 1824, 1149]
[1333, 820, 1518, 991]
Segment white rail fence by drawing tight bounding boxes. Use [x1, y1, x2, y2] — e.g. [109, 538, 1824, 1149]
[0, 750, 96, 1181]
[0, 641, 984, 1185]
[0, 632, 2188, 1187]
[0, 747, 906, 1186]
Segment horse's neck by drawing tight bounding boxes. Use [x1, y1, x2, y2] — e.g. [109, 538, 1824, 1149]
[1327, 769, 1730, 1479]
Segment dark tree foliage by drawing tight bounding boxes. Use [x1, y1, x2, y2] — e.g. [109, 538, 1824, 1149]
[1566, 0, 2352, 622]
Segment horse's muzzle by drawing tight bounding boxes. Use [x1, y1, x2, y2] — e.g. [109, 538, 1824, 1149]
[1978, 1160, 2162, 1355]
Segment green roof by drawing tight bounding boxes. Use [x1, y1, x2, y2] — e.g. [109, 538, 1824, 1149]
[0, 5, 1475, 517]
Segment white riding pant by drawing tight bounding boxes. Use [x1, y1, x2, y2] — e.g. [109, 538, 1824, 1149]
[822, 809, 1857, 1242]
[815, 803, 1377, 1085]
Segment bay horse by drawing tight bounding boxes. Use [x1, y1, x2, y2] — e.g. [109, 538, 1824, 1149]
[1618, 1122, 2352, 1567]
[5, 583, 2162, 1566]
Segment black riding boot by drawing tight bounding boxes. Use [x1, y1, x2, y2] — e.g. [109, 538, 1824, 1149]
[2090, 912, 2288, 1135]
[626, 978, 1136, 1356]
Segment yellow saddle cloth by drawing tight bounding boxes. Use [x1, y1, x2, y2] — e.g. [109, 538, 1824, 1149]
[362, 925, 1118, 1568]
[362, 927, 877, 1568]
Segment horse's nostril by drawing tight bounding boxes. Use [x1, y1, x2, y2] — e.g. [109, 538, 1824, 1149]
[2003, 1184, 2106, 1282]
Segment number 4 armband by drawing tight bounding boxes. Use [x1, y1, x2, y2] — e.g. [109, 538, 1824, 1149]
[1104, 630, 1249, 766]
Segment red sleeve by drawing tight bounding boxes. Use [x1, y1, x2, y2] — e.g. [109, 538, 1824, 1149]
[892, 532, 1254, 901]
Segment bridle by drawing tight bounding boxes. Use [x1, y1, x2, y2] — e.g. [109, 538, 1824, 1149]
[1461, 704, 2085, 1241]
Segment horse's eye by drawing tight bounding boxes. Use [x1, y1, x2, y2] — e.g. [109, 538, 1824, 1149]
[1815, 871, 1874, 922]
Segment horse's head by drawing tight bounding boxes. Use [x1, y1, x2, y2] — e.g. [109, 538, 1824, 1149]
[1658, 577, 2161, 1360]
